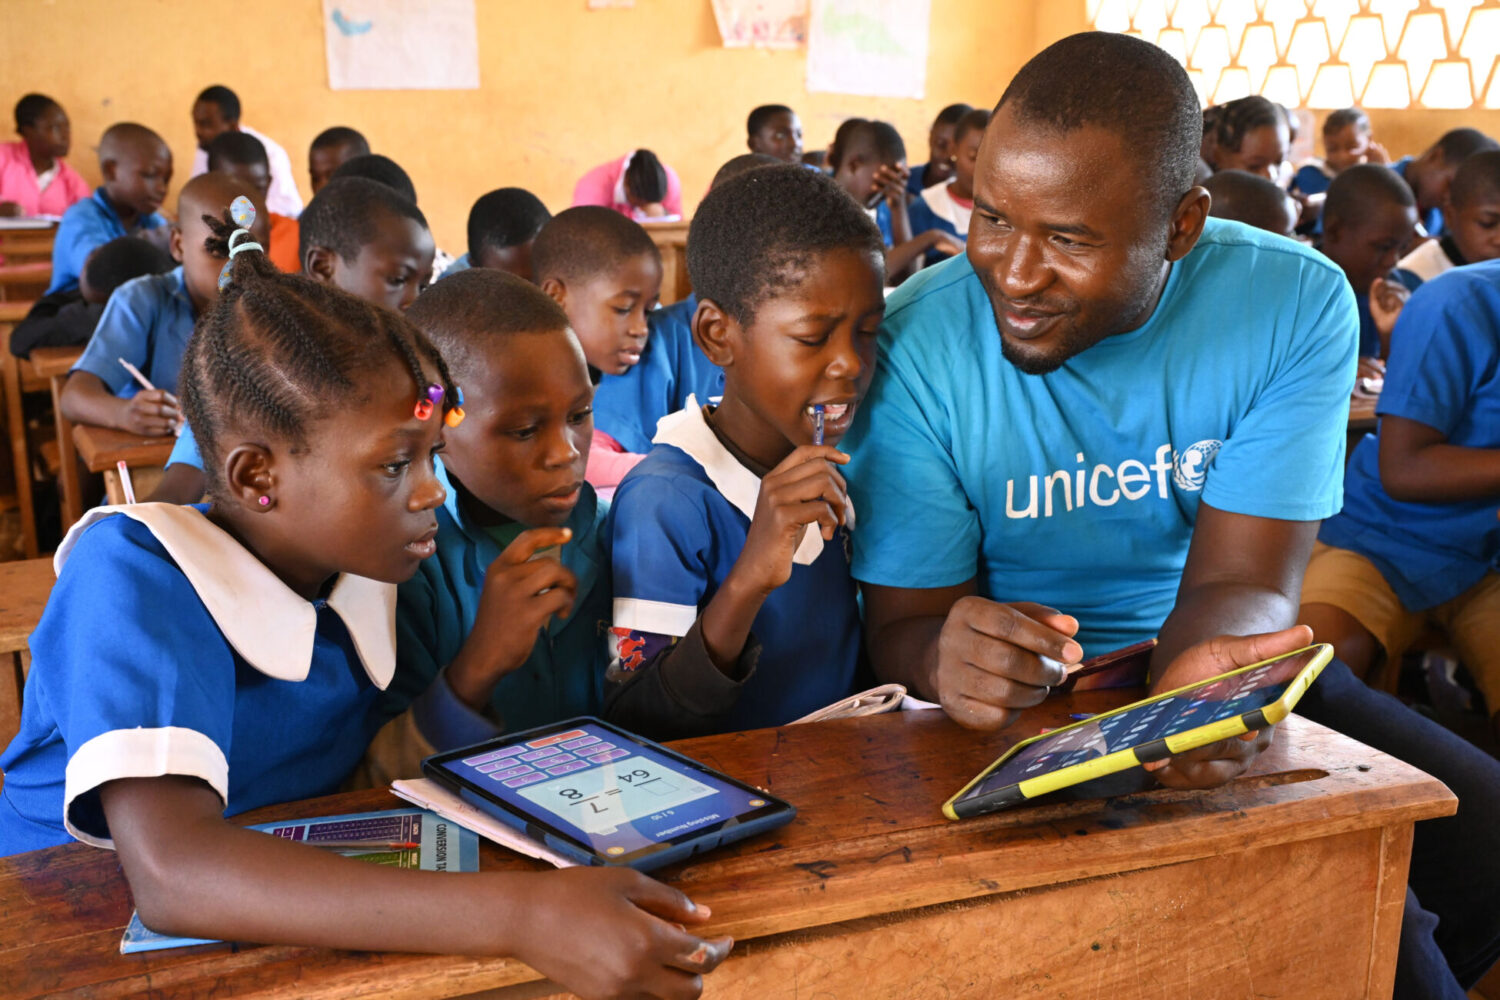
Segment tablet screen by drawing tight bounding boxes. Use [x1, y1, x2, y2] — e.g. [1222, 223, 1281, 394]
[956, 646, 1322, 806]
[433, 721, 776, 859]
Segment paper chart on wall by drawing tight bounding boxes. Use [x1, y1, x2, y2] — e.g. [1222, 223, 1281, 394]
[710, 0, 809, 49]
[805, 0, 931, 99]
[322, 0, 480, 90]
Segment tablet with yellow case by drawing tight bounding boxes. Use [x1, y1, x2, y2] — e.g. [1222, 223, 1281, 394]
[943, 643, 1333, 820]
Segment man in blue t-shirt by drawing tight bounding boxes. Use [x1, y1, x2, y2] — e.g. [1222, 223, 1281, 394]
[844, 33, 1500, 999]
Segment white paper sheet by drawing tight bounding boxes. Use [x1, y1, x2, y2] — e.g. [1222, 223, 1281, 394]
[322, 0, 479, 91]
[711, 0, 809, 49]
[805, 0, 932, 99]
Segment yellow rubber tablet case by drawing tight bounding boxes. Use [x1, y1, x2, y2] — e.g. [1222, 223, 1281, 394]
[943, 643, 1333, 820]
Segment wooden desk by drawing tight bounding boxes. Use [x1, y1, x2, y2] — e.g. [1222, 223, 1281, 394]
[0, 701, 1454, 1000]
[0, 557, 53, 752]
[644, 219, 691, 306]
[66, 424, 174, 521]
[1350, 392, 1379, 434]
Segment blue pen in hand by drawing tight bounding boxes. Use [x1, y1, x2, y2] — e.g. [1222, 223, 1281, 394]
[813, 404, 825, 446]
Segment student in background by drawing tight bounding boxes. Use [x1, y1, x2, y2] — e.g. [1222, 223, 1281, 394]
[189, 84, 302, 217]
[1291, 107, 1385, 202]
[1204, 169, 1299, 237]
[0, 93, 89, 217]
[0, 228, 729, 998]
[10, 237, 174, 358]
[47, 123, 172, 295]
[376, 269, 611, 758]
[746, 104, 803, 164]
[206, 132, 300, 272]
[1299, 260, 1500, 737]
[830, 118, 960, 282]
[1318, 163, 1417, 363]
[59, 174, 268, 436]
[906, 103, 974, 196]
[533, 206, 663, 497]
[1202, 95, 1289, 180]
[908, 108, 990, 255]
[605, 164, 884, 739]
[307, 126, 369, 194]
[330, 153, 453, 277]
[440, 187, 551, 282]
[572, 149, 683, 222]
[1398, 150, 1500, 284]
[1393, 128, 1499, 238]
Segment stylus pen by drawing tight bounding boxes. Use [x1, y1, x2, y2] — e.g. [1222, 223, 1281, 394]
[116, 460, 137, 504]
[813, 404, 825, 446]
[118, 357, 155, 392]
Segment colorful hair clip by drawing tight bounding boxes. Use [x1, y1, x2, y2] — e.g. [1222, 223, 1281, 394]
[414, 398, 434, 420]
[444, 406, 466, 428]
[216, 195, 264, 291]
[414, 383, 445, 421]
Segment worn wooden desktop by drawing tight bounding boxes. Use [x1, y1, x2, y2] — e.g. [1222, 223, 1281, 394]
[0, 697, 1454, 1000]
[644, 219, 691, 306]
[66, 424, 174, 520]
[0, 557, 54, 752]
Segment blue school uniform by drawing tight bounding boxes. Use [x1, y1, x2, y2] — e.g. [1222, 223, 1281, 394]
[906, 163, 932, 197]
[438, 253, 472, 280]
[1292, 162, 1334, 198]
[69, 266, 196, 396]
[607, 401, 862, 730]
[382, 458, 611, 743]
[166, 420, 203, 469]
[47, 188, 168, 295]
[1321, 260, 1500, 611]
[1392, 157, 1444, 236]
[592, 295, 725, 455]
[0, 504, 395, 856]
[872, 202, 894, 247]
[844, 219, 1356, 653]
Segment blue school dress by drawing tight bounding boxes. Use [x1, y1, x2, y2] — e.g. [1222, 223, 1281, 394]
[47, 188, 168, 295]
[0, 504, 396, 856]
[70, 266, 197, 396]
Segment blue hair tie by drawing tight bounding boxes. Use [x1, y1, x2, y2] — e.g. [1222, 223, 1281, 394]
[217, 195, 263, 291]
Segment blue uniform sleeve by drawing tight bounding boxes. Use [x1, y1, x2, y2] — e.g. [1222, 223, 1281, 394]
[1200, 263, 1358, 521]
[47, 203, 106, 295]
[875, 202, 894, 247]
[1378, 271, 1495, 436]
[70, 275, 159, 396]
[844, 330, 981, 590]
[166, 421, 204, 470]
[608, 469, 714, 638]
[29, 515, 237, 846]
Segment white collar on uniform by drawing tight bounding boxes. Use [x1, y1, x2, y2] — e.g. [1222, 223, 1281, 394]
[55, 504, 396, 689]
[651, 396, 854, 566]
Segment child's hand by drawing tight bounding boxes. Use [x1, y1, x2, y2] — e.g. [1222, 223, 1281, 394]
[641, 202, 667, 218]
[871, 163, 910, 208]
[0, 201, 22, 218]
[121, 389, 181, 437]
[510, 867, 732, 1000]
[1369, 276, 1410, 338]
[1365, 140, 1390, 165]
[732, 446, 850, 596]
[446, 526, 577, 710]
[1356, 355, 1386, 383]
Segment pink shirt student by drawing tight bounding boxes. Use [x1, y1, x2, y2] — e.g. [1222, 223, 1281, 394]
[586, 428, 645, 502]
[0, 141, 90, 217]
[572, 153, 683, 222]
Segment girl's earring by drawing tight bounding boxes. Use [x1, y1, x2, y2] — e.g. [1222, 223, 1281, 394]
[258, 496, 271, 508]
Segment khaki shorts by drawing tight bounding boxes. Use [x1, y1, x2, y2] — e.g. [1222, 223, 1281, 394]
[1302, 541, 1500, 711]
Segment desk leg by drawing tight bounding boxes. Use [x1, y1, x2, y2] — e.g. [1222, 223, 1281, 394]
[51, 375, 82, 531]
[103, 465, 165, 505]
[3, 351, 37, 558]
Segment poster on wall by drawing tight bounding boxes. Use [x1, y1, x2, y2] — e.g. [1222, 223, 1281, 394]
[805, 0, 930, 99]
[322, 0, 480, 90]
[711, 0, 809, 49]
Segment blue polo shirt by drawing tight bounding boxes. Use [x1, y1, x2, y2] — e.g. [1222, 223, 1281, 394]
[608, 403, 862, 730]
[48, 188, 168, 295]
[70, 266, 196, 396]
[166, 420, 203, 469]
[844, 219, 1357, 653]
[439, 253, 471, 280]
[0, 504, 393, 856]
[1320, 260, 1500, 611]
[1392, 157, 1444, 237]
[592, 295, 725, 454]
[382, 458, 611, 741]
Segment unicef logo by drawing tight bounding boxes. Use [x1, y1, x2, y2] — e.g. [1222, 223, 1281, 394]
[1172, 439, 1223, 491]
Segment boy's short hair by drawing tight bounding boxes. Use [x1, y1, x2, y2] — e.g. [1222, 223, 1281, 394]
[406, 268, 571, 377]
[827, 118, 868, 171]
[1434, 127, 1500, 164]
[711, 153, 781, 190]
[998, 32, 1201, 217]
[330, 153, 417, 203]
[687, 163, 885, 326]
[97, 122, 166, 164]
[838, 120, 906, 167]
[195, 85, 240, 122]
[466, 188, 551, 262]
[532, 206, 659, 286]
[954, 108, 991, 143]
[83, 236, 175, 297]
[206, 131, 269, 172]
[311, 126, 369, 155]
[747, 104, 794, 136]
[298, 176, 428, 264]
[14, 93, 58, 130]
[1450, 150, 1500, 208]
[1323, 107, 1370, 136]
[1324, 162, 1416, 227]
[1204, 169, 1294, 233]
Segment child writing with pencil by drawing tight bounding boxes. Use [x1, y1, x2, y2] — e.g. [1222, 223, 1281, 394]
[0, 198, 730, 1000]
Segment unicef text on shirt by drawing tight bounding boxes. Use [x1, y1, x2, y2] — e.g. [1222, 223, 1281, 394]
[1004, 441, 1224, 519]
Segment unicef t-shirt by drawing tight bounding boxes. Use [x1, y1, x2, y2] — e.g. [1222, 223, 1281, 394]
[844, 218, 1358, 653]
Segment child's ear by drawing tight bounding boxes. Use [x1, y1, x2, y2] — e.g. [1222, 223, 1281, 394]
[304, 245, 337, 284]
[222, 443, 277, 513]
[169, 225, 184, 265]
[1166, 186, 1211, 263]
[693, 298, 738, 368]
[539, 276, 567, 307]
[100, 157, 117, 184]
[1322, 215, 1344, 245]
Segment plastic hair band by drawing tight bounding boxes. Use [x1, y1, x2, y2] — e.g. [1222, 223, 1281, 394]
[216, 195, 264, 291]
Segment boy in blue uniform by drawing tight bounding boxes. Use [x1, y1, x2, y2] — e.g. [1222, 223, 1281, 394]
[439, 187, 551, 282]
[382, 268, 611, 750]
[605, 165, 886, 739]
[1300, 260, 1500, 732]
[1318, 163, 1418, 363]
[47, 122, 172, 295]
[59, 172, 267, 436]
[1392, 127, 1498, 238]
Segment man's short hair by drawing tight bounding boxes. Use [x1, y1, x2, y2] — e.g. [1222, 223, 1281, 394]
[531, 206, 659, 286]
[996, 32, 1201, 215]
[195, 85, 240, 122]
[298, 176, 428, 264]
[466, 188, 551, 261]
[1324, 162, 1416, 228]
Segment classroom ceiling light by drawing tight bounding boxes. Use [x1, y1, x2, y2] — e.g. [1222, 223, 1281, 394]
[1307, 63, 1357, 107]
[1420, 59, 1475, 107]
[1363, 60, 1412, 107]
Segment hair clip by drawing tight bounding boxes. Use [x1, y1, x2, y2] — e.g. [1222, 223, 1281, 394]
[443, 386, 466, 427]
[217, 195, 264, 291]
[414, 383, 444, 421]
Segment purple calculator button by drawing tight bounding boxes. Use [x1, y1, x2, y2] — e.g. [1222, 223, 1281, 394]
[475, 760, 510, 774]
[462, 746, 524, 766]
[589, 742, 617, 753]
[545, 760, 588, 776]
[520, 747, 561, 761]
[487, 764, 534, 781]
[503, 772, 547, 788]
[561, 736, 601, 750]
[587, 748, 630, 763]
